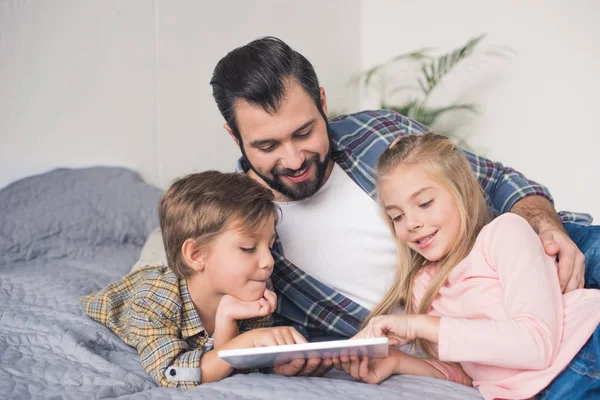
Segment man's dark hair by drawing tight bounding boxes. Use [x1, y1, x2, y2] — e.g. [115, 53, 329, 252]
[210, 36, 323, 140]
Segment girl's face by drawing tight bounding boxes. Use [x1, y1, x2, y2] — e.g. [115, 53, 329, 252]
[378, 163, 462, 262]
[202, 215, 276, 301]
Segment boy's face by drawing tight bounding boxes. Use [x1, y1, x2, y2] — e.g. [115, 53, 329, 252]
[203, 215, 276, 302]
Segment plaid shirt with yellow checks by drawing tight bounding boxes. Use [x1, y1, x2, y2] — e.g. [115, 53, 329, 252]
[80, 265, 272, 388]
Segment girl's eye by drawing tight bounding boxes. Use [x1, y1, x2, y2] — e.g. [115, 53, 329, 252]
[240, 247, 256, 253]
[419, 200, 433, 208]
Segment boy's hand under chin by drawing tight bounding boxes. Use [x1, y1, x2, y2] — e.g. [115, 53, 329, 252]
[218, 289, 277, 321]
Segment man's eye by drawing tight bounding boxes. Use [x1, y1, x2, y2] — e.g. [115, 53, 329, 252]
[420, 200, 433, 208]
[240, 247, 256, 253]
[295, 130, 312, 139]
[259, 144, 277, 153]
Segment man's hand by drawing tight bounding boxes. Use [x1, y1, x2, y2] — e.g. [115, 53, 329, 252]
[510, 195, 585, 293]
[273, 358, 333, 377]
[247, 326, 332, 377]
[539, 228, 585, 292]
[332, 354, 398, 384]
[217, 289, 277, 321]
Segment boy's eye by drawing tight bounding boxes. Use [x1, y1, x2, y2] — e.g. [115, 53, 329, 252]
[419, 200, 433, 208]
[240, 247, 256, 253]
[391, 215, 403, 223]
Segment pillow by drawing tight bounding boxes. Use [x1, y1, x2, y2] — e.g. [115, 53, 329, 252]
[130, 228, 168, 273]
[0, 167, 163, 263]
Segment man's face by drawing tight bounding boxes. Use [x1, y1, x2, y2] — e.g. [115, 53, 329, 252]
[229, 82, 332, 201]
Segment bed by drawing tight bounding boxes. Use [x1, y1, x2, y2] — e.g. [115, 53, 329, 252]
[0, 166, 482, 399]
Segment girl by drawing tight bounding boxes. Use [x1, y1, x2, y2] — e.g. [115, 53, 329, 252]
[335, 133, 600, 399]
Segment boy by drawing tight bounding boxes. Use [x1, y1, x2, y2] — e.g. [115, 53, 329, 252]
[81, 171, 306, 388]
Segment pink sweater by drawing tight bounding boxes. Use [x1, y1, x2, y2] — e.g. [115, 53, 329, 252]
[413, 214, 600, 400]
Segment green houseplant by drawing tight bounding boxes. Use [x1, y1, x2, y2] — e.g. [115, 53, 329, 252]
[349, 34, 504, 144]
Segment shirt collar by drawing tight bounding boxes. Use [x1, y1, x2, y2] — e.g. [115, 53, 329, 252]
[178, 278, 207, 339]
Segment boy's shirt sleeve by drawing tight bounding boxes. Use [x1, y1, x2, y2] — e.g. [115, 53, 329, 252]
[129, 296, 206, 388]
[80, 266, 210, 388]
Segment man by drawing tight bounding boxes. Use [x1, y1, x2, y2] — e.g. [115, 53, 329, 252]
[209, 36, 599, 375]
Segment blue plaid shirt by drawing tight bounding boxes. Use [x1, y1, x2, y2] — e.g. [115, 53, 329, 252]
[237, 109, 593, 338]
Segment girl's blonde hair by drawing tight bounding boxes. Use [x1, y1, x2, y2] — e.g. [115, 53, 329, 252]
[367, 132, 491, 359]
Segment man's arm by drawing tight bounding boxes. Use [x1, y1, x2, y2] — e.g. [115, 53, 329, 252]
[464, 146, 585, 292]
[385, 111, 586, 292]
[510, 195, 585, 291]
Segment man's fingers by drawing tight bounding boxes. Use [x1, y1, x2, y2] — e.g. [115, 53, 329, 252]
[358, 356, 370, 382]
[565, 252, 585, 293]
[274, 359, 305, 376]
[557, 250, 576, 292]
[576, 253, 586, 289]
[340, 360, 352, 375]
[296, 358, 321, 376]
[332, 357, 342, 371]
[309, 359, 333, 377]
[544, 241, 560, 256]
[349, 355, 360, 380]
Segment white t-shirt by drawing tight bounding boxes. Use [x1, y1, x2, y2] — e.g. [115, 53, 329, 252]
[276, 163, 398, 310]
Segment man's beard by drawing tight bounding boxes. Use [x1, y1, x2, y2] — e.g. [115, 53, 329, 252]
[244, 151, 330, 201]
[241, 127, 332, 201]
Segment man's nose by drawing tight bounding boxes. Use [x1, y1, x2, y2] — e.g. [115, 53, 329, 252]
[280, 143, 304, 171]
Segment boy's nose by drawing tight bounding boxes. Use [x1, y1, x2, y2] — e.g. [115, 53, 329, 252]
[260, 250, 275, 272]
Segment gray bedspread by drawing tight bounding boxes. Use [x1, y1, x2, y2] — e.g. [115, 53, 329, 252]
[0, 167, 481, 399]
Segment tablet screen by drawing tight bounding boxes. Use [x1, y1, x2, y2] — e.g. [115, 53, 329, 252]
[218, 337, 390, 369]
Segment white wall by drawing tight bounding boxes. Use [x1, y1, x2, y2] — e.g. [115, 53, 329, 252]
[2, 0, 598, 221]
[0, 0, 361, 190]
[360, 0, 600, 221]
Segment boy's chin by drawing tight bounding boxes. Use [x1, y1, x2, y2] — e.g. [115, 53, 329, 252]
[237, 287, 267, 302]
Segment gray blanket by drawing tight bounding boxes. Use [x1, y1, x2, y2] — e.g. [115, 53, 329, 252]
[0, 167, 481, 399]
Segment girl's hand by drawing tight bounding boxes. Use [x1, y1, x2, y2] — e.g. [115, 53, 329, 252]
[355, 315, 418, 346]
[217, 289, 277, 322]
[332, 352, 400, 384]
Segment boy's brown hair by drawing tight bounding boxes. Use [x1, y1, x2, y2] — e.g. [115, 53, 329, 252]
[158, 171, 278, 279]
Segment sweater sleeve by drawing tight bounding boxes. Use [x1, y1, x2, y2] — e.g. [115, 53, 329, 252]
[437, 214, 563, 370]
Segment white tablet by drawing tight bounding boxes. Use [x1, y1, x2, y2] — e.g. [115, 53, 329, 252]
[218, 337, 389, 369]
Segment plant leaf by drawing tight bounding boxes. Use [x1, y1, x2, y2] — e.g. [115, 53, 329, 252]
[348, 48, 435, 89]
[419, 34, 486, 96]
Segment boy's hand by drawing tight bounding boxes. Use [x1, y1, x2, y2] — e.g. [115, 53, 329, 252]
[218, 289, 277, 322]
[251, 326, 307, 347]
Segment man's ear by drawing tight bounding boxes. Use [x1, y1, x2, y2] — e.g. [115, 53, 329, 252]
[224, 123, 240, 147]
[319, 87, 328, 117]
[181, 238, 206, 273]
